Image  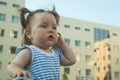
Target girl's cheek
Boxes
[55,34,59,41]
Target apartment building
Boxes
[58,17,120,80]
[0,0,120,80]
[0,0,25,80]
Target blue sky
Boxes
[26,0,120,27]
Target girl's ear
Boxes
[26,30,32,39]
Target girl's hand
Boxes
[13,70,33,80]
[55,33,76,66]
[55,32,65,48]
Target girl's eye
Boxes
[39,24,48,28]
[53,26,57,30]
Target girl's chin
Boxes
[46,42,55,47]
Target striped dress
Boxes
[16,45,62,80]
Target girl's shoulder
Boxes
[16,45,33,54]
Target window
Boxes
[103,56,106,60]
[94,28,110,42]
[97,77,100,80]
[75,27,80,30]
[64,67,70,74]
[108,47,111,51]
[8,62,11,64]
[113,45,119,52]
[0,61,2,69]
[85,28,90,32]
[76,54,81,61]
[86,55,91,62]
[112,33,117,36]
[0,45,3,53]
[77,68,81,75]
[12,4,20,8]
[12,16,19,23]
[64,38,70,45]
[103,66,106,71]
[85,41,91,48]
[0,13,5,21]
[64,25,70,28]
[97,67,100,72]
[0,28,4,36]
[75,40,80,46]
[10,30,18,38]
[0,1,7,5]
[86,69,91,76]
[108,55,111,60]
[114,58,119,64]
[9,46,17,54]
[94,49,96,52]
[114,71,120,78]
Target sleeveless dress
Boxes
[16,45,62,80]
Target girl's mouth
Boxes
[48,35,54,40]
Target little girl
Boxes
[7,8,76,80]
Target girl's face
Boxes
[28,12,58,48]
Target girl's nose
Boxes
[48,27,54,33]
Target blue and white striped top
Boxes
[16,45,63,80]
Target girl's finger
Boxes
[13,74,17,78]
[28,72,33,80]
[23,71,28,78]
[17,71,23,77]
[58,32,61,36]
[23,71,33,80]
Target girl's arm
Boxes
[60,43,76,66]
[56,33,76,66]
[7,49,33,79]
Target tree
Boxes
[62,73,68,80]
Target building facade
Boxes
[0,0,120,80]
[59,17,120,80]
[0,0,25,80]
